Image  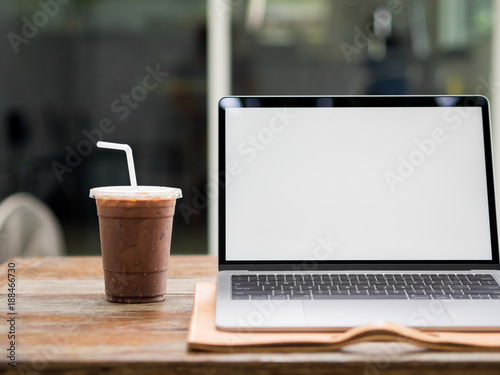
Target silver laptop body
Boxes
[215,95,500,331]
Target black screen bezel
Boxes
[218,96,499,271]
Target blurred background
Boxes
[0,0,497,259]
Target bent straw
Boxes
[96,141,138,188]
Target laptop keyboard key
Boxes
[311,290,331,295]
[450,285,469,290]
[394,285,413,290]
[481,280,498,285]
[260,281,277,286]
[339,285,357,290]
[367,290,387,295]
[470,294,492,299]
[296,281,314,286]
[233,290,270,295]
[413,285,428,290]
[316,281,334,286]
[301,285,319,290]
[319,285,337,290]
[350,290,368,295]
[357,285,370,290]
[273,290,291,295]
[233,285,263,290]
[330,290,349,295]
[468,285,500,290]
[375,285,394,290]
[233,282,259,287]
[475,274,496,281]
[431,285,448,290]
[232,290,255,296]
[449,294,468,299]
[463,289,500,294]
[292,290,311,296]
[351,280,369,285]
[262,285,281,290]
[387,290,406,295]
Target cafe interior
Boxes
[0,0,498,260]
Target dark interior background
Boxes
[0,0,494,256]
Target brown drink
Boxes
[90,186,182,303]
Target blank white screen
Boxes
[225,107,492,261]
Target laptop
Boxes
[215,95,500,331]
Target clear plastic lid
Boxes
[89,186,182,200]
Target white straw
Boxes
[96,141,138,188]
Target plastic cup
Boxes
[90,186,182,303]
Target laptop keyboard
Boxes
[231,273,500,300]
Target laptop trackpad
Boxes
[304,300,454,328]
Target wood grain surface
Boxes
[1,256,500,375]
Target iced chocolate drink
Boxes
[90,186,182,303]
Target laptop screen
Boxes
[219,96,498,268]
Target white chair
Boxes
[0,192,65,263]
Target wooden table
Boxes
[1,256,500,375]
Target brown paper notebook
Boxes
[188,282,500,352]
